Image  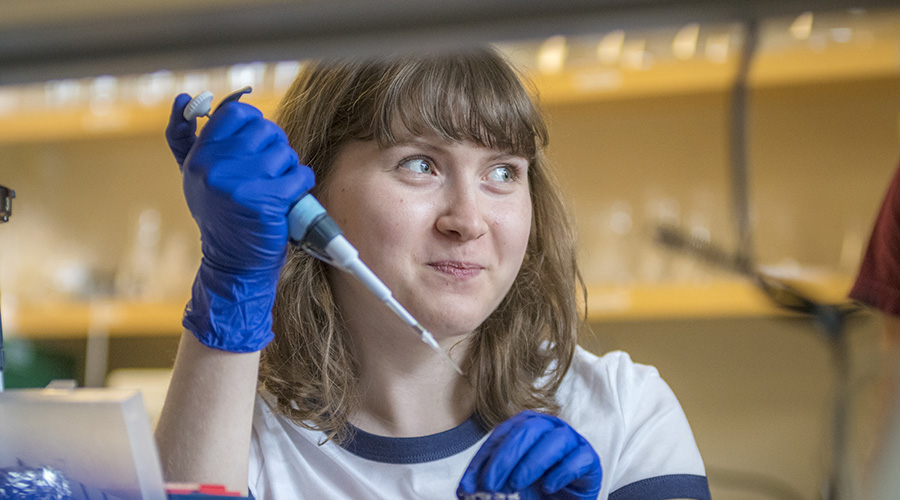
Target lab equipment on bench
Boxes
[0,184,12,223]
[183,89,463,376]
[0,184,13,393]
[655,224,859,500]
[0,387,167,500]
[0,383,250,499]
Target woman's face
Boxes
[320,132,533,339]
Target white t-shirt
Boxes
[249,347,710,500]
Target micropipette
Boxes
[184,89,464,376]
[287,196,464,375]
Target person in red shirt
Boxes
[850,161,900,495]
[850,162,900,332]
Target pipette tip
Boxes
[416,326,465,376]
[382,295,464,376]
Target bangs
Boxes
[359,51,547,159]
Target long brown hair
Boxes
[259,48,583,443]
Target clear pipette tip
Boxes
[383,297,464,376]
[414,324,465,376]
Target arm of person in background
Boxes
[850,161,900,350]
[154,94,314,494]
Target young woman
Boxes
[157,48,710,500]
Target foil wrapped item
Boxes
[0,461,73,500]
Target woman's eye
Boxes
[400,158,434,174]
[487,166,515,182]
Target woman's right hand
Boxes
[166,94,315,352]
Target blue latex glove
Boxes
[166,93,315,352]
[457,411,602,500]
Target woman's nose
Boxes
[435,185,488,241]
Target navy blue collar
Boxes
[340,415,488,464]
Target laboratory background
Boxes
[1,0,900,499]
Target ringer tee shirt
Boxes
[249,347,710,500]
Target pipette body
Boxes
[287,196,463,375]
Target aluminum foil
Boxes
[0,461,73,500]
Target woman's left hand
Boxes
[457,410,602,500]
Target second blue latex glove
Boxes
[457,411,602,500]
[167,94,314,352]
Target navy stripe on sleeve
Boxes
[610,474,711,500]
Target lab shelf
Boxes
[3,276,854,339]
[2,29,897,144]
[0,95,282,145]
[7,299,186,339]
[585,275,854,322]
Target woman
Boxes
[157,48,710,500]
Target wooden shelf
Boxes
[3,275,855,339]
[0,94,282,145]
[586,274,855,322]
[7,299,186,339]
[2,33,897,144]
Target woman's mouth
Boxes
[428,261,484,279]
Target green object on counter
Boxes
[3,339,75,388]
